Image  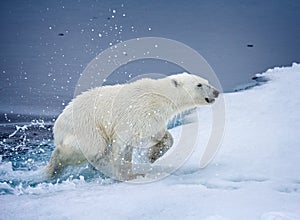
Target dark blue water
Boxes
[0,120,53,171]
[1,0,299,116]
[0,120,53,192]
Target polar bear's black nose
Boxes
[213,89,219,98]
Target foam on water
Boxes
[0,161,114,196]
[0,153,115,195]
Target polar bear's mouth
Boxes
[205,97,215,103]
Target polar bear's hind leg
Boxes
[46,147,66,178]
[46,144,86,179]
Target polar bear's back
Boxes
[53,77,173,150]
[52,85,122,148]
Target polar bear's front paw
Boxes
[148,131,173,163]
[120,173,146,182]
[133,173,145,179]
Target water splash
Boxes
[8,119,46,138]
[0,119,54,171]
[0,119,117,195]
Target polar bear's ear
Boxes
[172,79,180,87]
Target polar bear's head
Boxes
[168,72,219,106]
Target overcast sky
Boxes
[0,0,299,116]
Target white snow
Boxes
[1,64,300,219]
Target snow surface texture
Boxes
[1,64,300,219]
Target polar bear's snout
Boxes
[213,89,219,98]
[203,85,219,104]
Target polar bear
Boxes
[46,73,219,180]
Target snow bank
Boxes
[1,64,300,220]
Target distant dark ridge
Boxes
[0,113,58,124]
[233,74,270,92]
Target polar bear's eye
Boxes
[197,83,202,87]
